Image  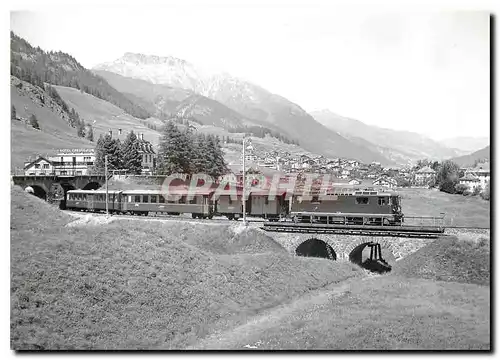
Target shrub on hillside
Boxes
[454,183,469,195]
[472,185,483,196]
[29,114,40,130]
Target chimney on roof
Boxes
[118,128,122,135]
[108,129,112,137]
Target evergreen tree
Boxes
[204,135,227,178]
[11,105,16,120]
[85,124,94,142]
[191,133,208,174]
[77,120,86,137]
[29,114,40,129]
[157,121,192,175]
[436,160,460,194]
[121,131,142,174]
[213,135,228,177]
[94,134,122,172]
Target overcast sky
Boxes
[10,6,490,140]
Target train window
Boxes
[265,197,269,205]
[378,197,388,206]
[143,195,149,203]
[159,195,165,203]
[229,197,233,205]
[190,197,197,204]
[356,197,369,205]
[311,196,320,204]
[135,195,141,203]
[151,195,157,203]
[178,196,186,204]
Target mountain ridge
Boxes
[310,109,463,164]
[449,146,490,167]
[93,53,393,164]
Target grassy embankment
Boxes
[11,186,362,350]
[11,186,490,350]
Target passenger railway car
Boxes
[66,190,123,213]
[290,189,403,225]
[121,189,214,218]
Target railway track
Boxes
[445,226,490,230]
[63,210,488,238]
[261,222,447,239]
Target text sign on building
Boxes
[56,149,95,155]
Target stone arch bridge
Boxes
[11,175,107,199]
[262,231,435,263]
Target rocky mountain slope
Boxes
[94,53,393,164]
[93,70,295,142]
[311,109,463,163]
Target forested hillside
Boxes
[10,32,150,119]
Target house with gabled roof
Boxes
[459,172,481,192]
[348,178,362,185]
[23,156,55,176]
[469,162,490,190]
[414,165,436,186]
[372,176,397,189]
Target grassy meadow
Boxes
[399,188,490,228]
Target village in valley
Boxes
[20,129,491,198]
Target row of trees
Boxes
[227,124,299,145]
[94,131,143,174]
[157,121,228,178]
[419,159,489,201]
[93,121,228,178]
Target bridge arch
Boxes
[25,184,47,200]
[57,183,76,209]
[295,238,337,260]
[82,182,102,190]
[345,237,396,267]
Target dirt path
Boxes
[190,275,377,350]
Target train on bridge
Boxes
[63,186,415,226]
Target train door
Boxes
[88,194,95,211]
[252,196,262,215]
[245,196,252,215]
